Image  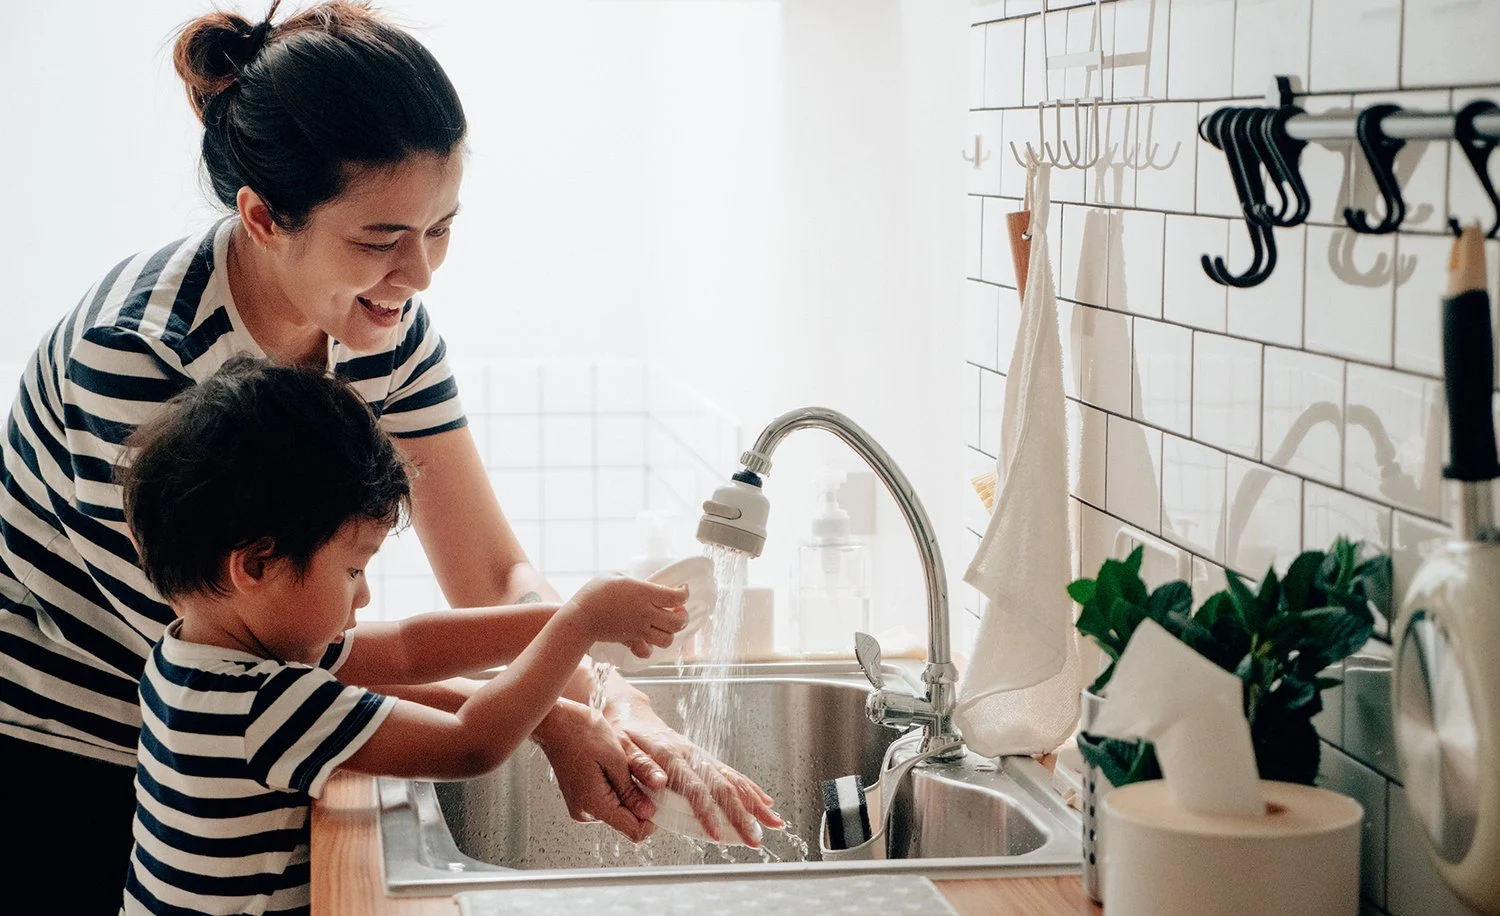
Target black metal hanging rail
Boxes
[1199,76,1500,288]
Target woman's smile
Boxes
[357,295,404,327]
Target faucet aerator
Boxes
[696,473,770,558]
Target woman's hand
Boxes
[606,696,783,847]
[531,699,666,843]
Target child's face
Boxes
[255,518,388,665]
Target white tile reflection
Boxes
[1163,215,1228,332]
[1161,434,1227,562]
[1166,0,1235,100]
[1108,209,1166,317]
[984,19,1026,108]
[1133,318,1193,435]
[1105,414,1163,534]
[1225,456,1303,576]
[1193,332,1262,459]
[1345,364,1446,519]
[1303,226,1396,366]
[1304,482,1392,552]
[1130,102,1197,213]
[1070,400,1108,505]
[1108,0,1168,101]
[1309,0,1400,92]
[1232,0,1311,97]
[1078,307,1133,414]
[1262,347,1345,487]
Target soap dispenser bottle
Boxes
[791,472,871,655]
[627,510,677,580]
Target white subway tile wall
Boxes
[367,359,738,619]
[966,3,1500,912]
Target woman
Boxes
[0,3,776,908]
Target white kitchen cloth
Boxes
[955,156,1082,757]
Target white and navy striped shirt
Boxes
[0,217,465,765]
[122,619,395,915]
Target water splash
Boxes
[571,544,811,866]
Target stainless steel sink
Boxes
[376,662,1082,894]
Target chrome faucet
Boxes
[695,407,964,760]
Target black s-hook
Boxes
[1255,105,1311,228]
[1447,99,1500,238]
[1200,107,1280,288]
[1344,104,1407,234]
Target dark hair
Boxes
[121,356,412,601]
[172,1,467,230]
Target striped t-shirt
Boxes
[0,217,466,765]
[122,619,395,914]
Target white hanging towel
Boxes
[955,159,1082,757]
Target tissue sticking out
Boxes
[1090,619,1266,817]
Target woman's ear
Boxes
[236,186,282,251]
[226,538,281,593]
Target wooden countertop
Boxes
[312,772,1102,916]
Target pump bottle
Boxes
[791,472,871,655]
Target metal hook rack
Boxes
[1008,0,1106,170]
[1199,76,1500,288]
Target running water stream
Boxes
[579,544,812,865]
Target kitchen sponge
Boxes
[820,775,872,851]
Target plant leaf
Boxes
[1295,607,1374,674]
[1075,597,1118,654]
[1123,544,1145,576]
[1250,706,1322,785]
[1226,570,1265,633]
[1068,578,1097,605]
[1194,592,1252,670]
[1257,568,1282,617]
[1088,665,1115,695]
[1352,554,1394,619]
[1107,597,1148,646]
[1077,732,1162,788]
[1146,581,1193,624]
[1281,551,1325,612]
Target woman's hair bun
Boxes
[172,2,281,120]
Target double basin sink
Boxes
[376,661,1082,893]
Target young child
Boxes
[116,357,688,914]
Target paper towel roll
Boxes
[1102,780,1363,916]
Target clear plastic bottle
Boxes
[791,472,871,655]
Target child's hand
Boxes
[565,575,689,659]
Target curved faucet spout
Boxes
[726,406,963,759]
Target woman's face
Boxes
[267,152,463,355]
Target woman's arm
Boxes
[393,426,609,727]
[397,427,558,606]
[336,603,559,686]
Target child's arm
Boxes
[341,577,687,780]
[334,602,559,687]
[366,677,482,713]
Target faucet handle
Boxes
[854,632,884,689]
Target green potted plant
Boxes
[1069,537,1390,903]
[1072,536,1391,788]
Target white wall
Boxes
[965,2,1500,913]
[0,0,656,366]
[639,0,969,644]
[2,0,971,645]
